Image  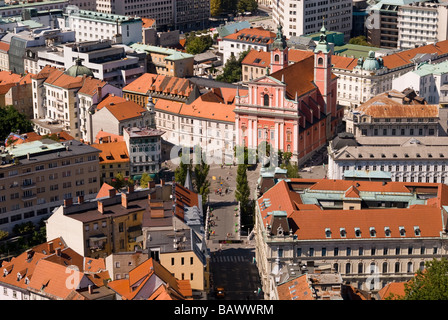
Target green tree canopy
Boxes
[175,159,191,186]
[185,34,213,55]
[216,50,249,83]
[140,172,152,188]
[398,258,448,300]
[211,0,223,16]
[193,156,211,209]
[237,0,258,12]
[348,35,372,47]
[0,105,33,141]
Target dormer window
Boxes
[414,226,421,236]
[340,228,346,238]
[399,226,406,237]
[369,227,376,237]
[325,228,331,238]
[384,226,391,237]
[354,228,361,238]
[277,225,284,236]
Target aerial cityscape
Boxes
[0,0,447,304]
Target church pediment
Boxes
[251,75,285,86]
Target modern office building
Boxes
[0,138,100,233]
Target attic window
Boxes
[354,228,361,238]
[399,226,406,237]
[369,227,376,237]
[404,153,409,158]
[440,154,445,158]
[384,226,391,237]
[414,226,421,236]
[325,228,331,238]
[369,154,374,158]
[381,154,386,158]
[358,154,363,158]
[428,153,433,158]
[393,154,397,158]
[416,153,421,158]
[340,228,346,238]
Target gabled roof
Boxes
[223,27,276,45]
[377,282,406,300]
[107,258,191,300]
[103,100,147,121]
[97,94,127,110]
[95,183,116,199]
[93,141,129,164]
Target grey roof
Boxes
[333,144,448,160]
[355,136,448,147]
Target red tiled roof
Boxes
[378,282,406,300]
[123,73,194,98]
[97,94,127,110]
[0,42,10,52]
[356,104,439,118]
[96,183,116,199]
[223,27,276,45]
[277,275,314,300]
[103,100,147,121]
[93,141,129,164]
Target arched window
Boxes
[345,263,351,274]
[395,262,400,273]
[407,262,413,273]
[358,262,363,274]
[263,93,269,106]
[274,54,280,62]
[419,261,425,271]
[382,262,388,273]
[318,57,324,66]
[333,263,339,272]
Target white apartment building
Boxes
[96,0,210,31]
[218,27,276,66]
[124,127,165,177]
[327,135,448,183]
[272,0,352,40]
[37,40,145,88]
[0,0,68,18]
[333,40,448,109]
[32,65,122,141]
[59,6,143,45]
[155,88,243,163]
[397,1,448,50]
[392,59,448,104]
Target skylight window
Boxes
[354,228,361,238]
[340,228,346,238]
[369,227,376,237]
[399,226,406,237]
[325,228,331,238]
[384,226,391,237]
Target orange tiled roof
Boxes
[96,183,116,199]
[259,179,448,240]
[382,40,448,70]
[378,282,406,300]
[0,42,10,52]
[123,73,194,98]
[277,275,315,300]
[142,18,156,28]
[0,70,22,84]
[355,104,439,118]
[223,27,276,45]
[241,48,314,67]
[331,55,358,70]
[93,141,129,164]
[94,130,124,144]
[97,94,127,110]
[107,258,191,300]
[103,100,147,121]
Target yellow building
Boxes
[91,141,130,184]
[46,186,170,258]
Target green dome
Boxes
[362,51,380,71]
[64,58,94,77]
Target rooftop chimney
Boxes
[98,201,105,214]
[88,284,93,295]
[160,178,165,186]
[122,193,128,209]
[64,198,73,207]
[78,195,84,204]
[108,188,116,198]
[127,185,134,194]
[48,241,54,254]
[55,247,61,257]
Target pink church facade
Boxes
[234,25,341,164]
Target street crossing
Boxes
[210,254,251,263]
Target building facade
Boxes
[327,135,448,183]
[272,0,352,40]
[234,24,340,164]
[60,7,143,45]
[254,178,448,299]
[0,139,100,233]
[397,1,448,50]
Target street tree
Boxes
[0,105,33,141]
[211,0,222,16]
[397,258,448,300]
[175,159,191,186]
[193,157,211,210]
[216,50,250,83]
[140,172,152,188]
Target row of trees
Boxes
[211,0,258,16]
